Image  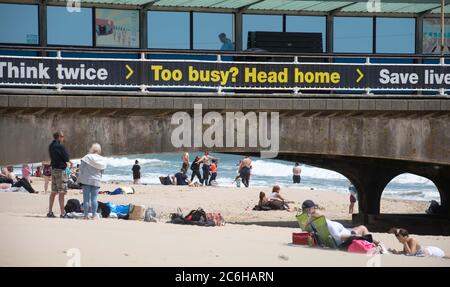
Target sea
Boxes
[54,152,440,202]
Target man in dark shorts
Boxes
[132,160,141,184]
[47,131,70,218]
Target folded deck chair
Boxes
[296,212,310,230]
[296,213,338,249]
[304,216,338,249]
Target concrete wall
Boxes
[1,108,449,166]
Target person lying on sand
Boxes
[301,199,373,246]
[268,185,294,211]
[388,228,449,259]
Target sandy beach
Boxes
[0,177,449,267]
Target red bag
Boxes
[292,232,311,245]
[347,240,376,254]
[206,213,225,226]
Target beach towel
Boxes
[122,186,135,194]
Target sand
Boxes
[0,177,449,267]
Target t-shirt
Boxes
[174,172,188,186]
[210,163,217,173]
[326,219,351,246]
[49,140,70,170]
[132,164,141,179]
[220,38,234,51]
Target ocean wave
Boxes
[389,173,434,185]
[104,157,166,167]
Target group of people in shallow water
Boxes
[156,152,254,187]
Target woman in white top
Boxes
[78,143,107,219]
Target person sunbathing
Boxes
[258,192,269,207]
[301,199,371,246]
[388,228,449,258]
[268,185,293,211]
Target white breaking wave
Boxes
[251,160,347,180]
[103,157,166,167]
[389,173,434,185]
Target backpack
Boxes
[65,199,82,213]
[144,208,157,222]
[184,208,207,222]
[43,165,51,177]
[97,201,111,218]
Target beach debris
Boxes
[278,254,289,261]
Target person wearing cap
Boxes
[301,199,370,246]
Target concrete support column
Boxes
[431,170,450,217]
[348,167,399,215]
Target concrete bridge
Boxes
[1,90,450,229]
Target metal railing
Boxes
[0,45,449,96]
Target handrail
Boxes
[0,45,448,60]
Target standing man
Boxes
[239,155,252,188]
[195,151,218,186]
[292,162,301,184]
[132,160,141,184]
[47,131,70,218]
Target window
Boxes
[47,6,93,46]
[243,14,282,50]
[194,12,234,50]
[0,3,38,44]
[286,16,326,52]
[96,9,139,48]
[148,11,190,49]
[377,18,415,54]
[423,18,450,55]
[334,17,373,53]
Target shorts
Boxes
[293,175,301,184]
[350,194,356,203]
[51,169,68,193]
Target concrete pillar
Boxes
[431,170,450,218]
[348,167,399,215]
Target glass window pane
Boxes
[243,14,282,50]
[334,17,373,53]
[377,18,415,54]
[148,11,190,49]
[423,18,450,55]
[286,16,326,52]
[96,9,139,48]
[0,4,38,44]
[194,12,234,51]
[47,6,92,46]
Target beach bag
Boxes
[347,240,376,254]
[144,208,157,222]
[129,204,146,221]
[65,199,82,213]
[293,232,310,245]
[206,212,225,226]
